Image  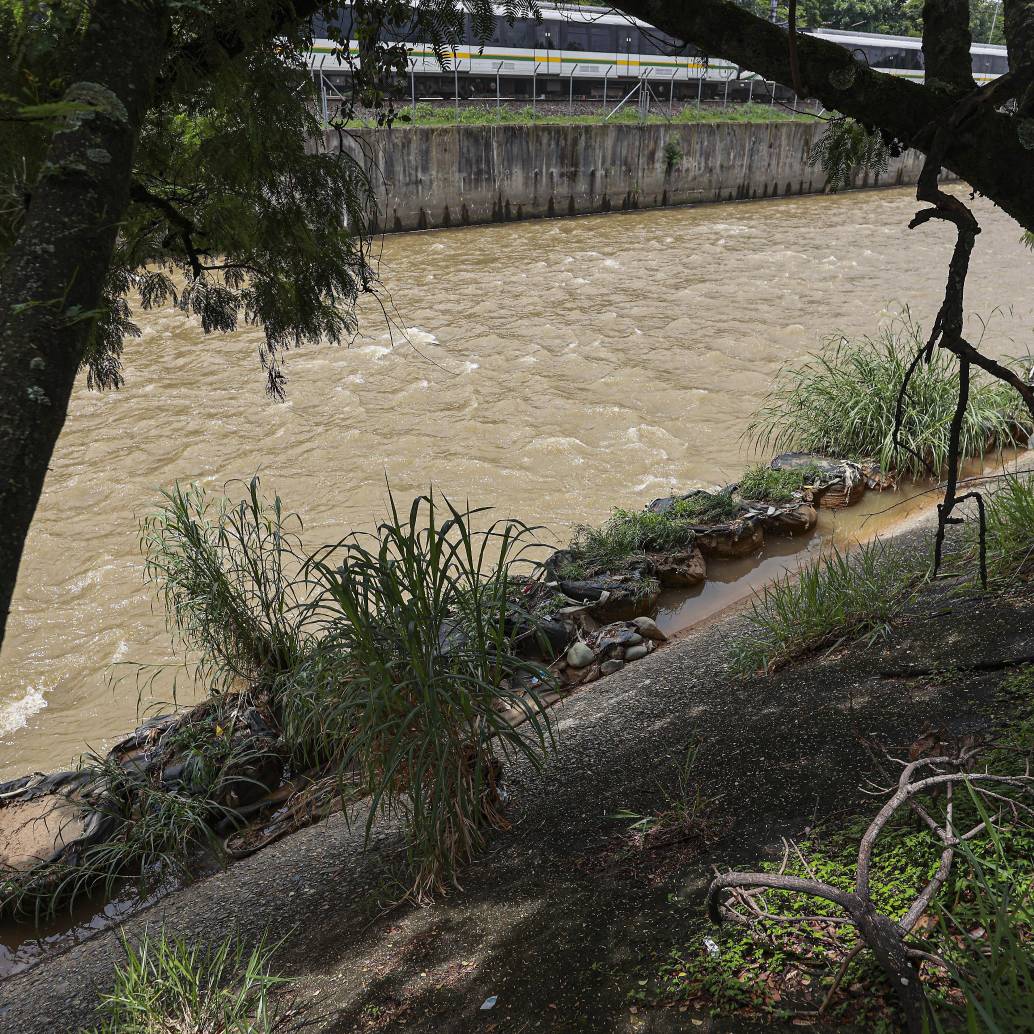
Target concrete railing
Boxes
[327,121,936,234]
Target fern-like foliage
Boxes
[809,116,891,192]
[1,1,543,398]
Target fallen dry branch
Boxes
[705,745,1034,1034]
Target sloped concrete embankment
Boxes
[3,514,1030,1033]
[331,121,938,233]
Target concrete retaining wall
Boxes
[328,121,934,234]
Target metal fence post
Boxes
[770,80,776,105]
[696,74,703,107]
[747,78,754,105]
[453,53,459,119]
[723,77,729,107]
[410,61,416,113]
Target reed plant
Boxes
[972,473,1034,584]
[929,817,1034,1034]
[140,477,309,696]
[747,321,1031,481]
[730,540,922,675]
[279,492,555,898]
[91,932,295,1034]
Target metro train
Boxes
[308,3,1009,102]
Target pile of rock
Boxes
[556,616,668,688]
[530,452,893,656]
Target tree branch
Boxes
[706,748,1034,1034]
[1004,0,1034,114]
[129,182,203,279]
[611,0,1034,231]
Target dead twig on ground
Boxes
[706,744,1034,1034]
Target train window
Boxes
[866,45,923,70]
[973,52,1009,74]
[382,16,418,43]
[589,25,615,52]
[536,19,564,49]
[313,9,355,40]
[637,29,662,55]
[492,14,532,48]
[562,24,590,52]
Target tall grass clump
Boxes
[972,473,1034,584]
[731,540,923,675]
[280,492,555,899]
[747,320,1031,481]
[91,932,295,1033]
[141,477,309,694]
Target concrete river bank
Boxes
[336,119,938,233]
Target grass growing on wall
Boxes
[343,100,807,129]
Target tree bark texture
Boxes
[0,0,170,647]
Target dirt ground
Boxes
[3,517,1033,1033]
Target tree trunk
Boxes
[922,0,975,93]
[0,1,169,649]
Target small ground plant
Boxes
[747,320,1031,481]
[658,739,1034,1031]
[731,540,922,675]
[90,932,295,1033]
[736,464,822,503]
[660,811,1034,1029]
[613,743,722,852]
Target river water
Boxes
[2,186,1032,780]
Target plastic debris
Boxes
[703,936,720,957]
[480,996,497,1011]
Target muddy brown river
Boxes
[2,186,1032,780]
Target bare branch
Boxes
[706,746,1034,1033]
